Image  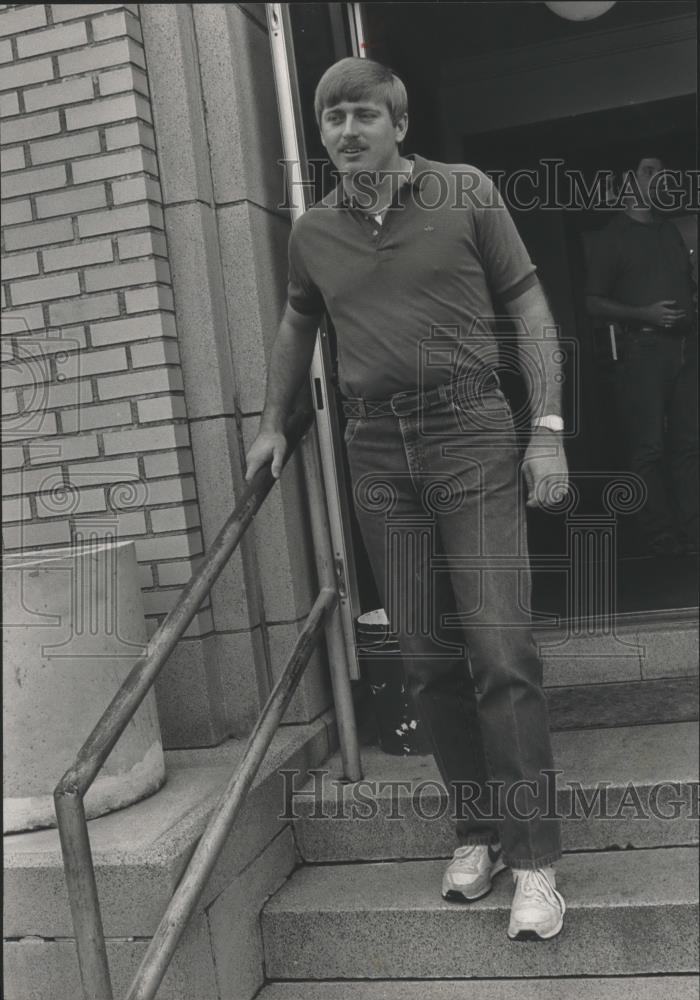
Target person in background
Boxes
[585,153,698,556]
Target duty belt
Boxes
[339,372,500,418]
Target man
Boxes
[245,57,568,941]
[585,153,698,556]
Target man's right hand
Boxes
[642,300,687,328]
[244,430,288,482]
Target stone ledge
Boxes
[4,712,333,938]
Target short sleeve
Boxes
[470,169,538,302]
[584,227,620,298]
[287,222,324,317]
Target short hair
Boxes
[314,57,408,127]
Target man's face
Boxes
[634,157,665,205]
[319,98,408,177]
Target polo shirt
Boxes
[585,212,695,324]
[288,153,539,398]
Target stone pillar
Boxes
[3,539,165,833]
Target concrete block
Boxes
[4,912,219,1000]
[207,826,297,1000]
[262,847,699,979]
[139,4,213,204]
[187,416,259,632]
[217,203,290,414]
[193,3,283,207]
[536,625,643,687]
[267,619,332,725]
[154,634,233,747]
[256,980,700,1000]
[161,201,233,418]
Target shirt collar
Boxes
[328,153,427,209]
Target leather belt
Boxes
[339,371,500,419]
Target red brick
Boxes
[0,109,59,143]
[58,345,127,378]
[77,201,163,237]
[2,464,63,495]
[1,445,25,469]
[130,338,180,368]
[1,163,66,199]
[0,90,18,116]
[0,4,47,36]
[2,520,71,551]
[0,38,11,63]
[3,216,72,251]
[51,4,125,23]
[104,119,154,151]
[11,271,80,305]
[17,21,88,58]
[58,36,145,76]
[98,64,148,97]
[24,75,94,112]
[90,312,176,346]
[137,395,187,423]
[98,367,184,403]
[41,379,93,409]
[65,92,151,131]
[29,433,99,464]
[69,455,139,481]
[36,485,107,517]
[0,56,53,92]
[92,8,142,43]
[3,199,32,225]
[135,531,203,562]
[49,292,120,325]
[143,476,196,508]
[43,237,114,272]
[0,145,25,171]
[31,129,101,165]
[0,305,45,333]
[125,285,173,314]
[72,146,153,184]
[84,257,168,292]
[102,422,189,456]
[35,183,106,219]
[117,231,167,260]
[111,174,161,206]
[2,496,32,522]
[61,400,132,433]
[1,251,39,280]
[5,410,58,435]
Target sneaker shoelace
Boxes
[515,869,564,911]
[451,844,490,872]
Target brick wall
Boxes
[1,4,211,640]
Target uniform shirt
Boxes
[287,153,538,398]
[585,212,695,326]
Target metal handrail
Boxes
[53,407,349,1000]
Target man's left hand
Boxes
[522,433,569,510]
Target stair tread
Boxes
[262,848,698,980]
[297,721,699,796]
[265,846,698,914]
[257,977,699,1000]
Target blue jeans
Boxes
[613,330,698,547]
[342,376,561,869]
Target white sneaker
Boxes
[507,866,566,941]
[442,841,507,903]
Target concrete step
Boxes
[292,722,699,862]
[261,846,698,980]
[545,675,699,730]
[257,977,700,1000]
